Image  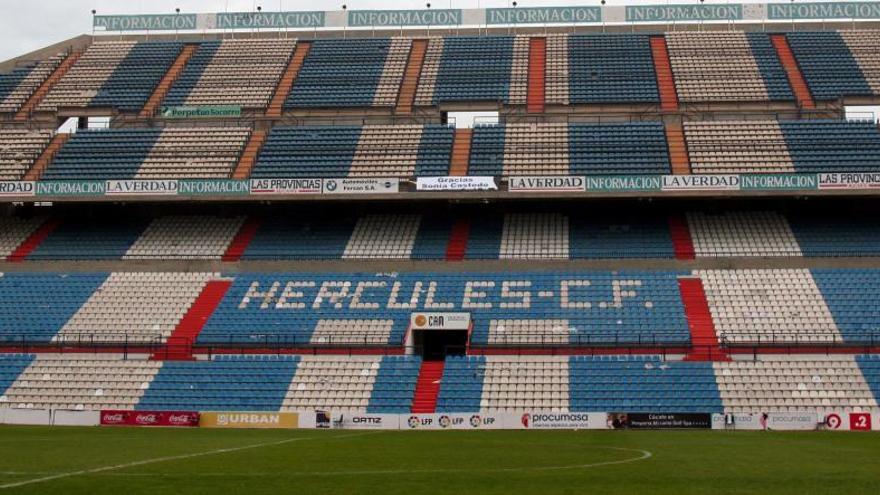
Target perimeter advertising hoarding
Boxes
[100,410,199,427]
[409,312,471,331]
[199,412,299,429]
[615,413,712,429]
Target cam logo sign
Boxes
[200,412,298,429]
[410,312,471,330]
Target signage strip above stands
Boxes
[93,2,880,32]
[4,173,880,200]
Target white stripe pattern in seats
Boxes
[373,37,412,106]
[500,213,569,259]
[687,211,802,258]
[489,319,570,345]
[698,269,840,345]
[545,34,569,105]
[713,357,878,414]
[0,355,162,411]
[134,127,251,179]
[684,120,795,174]
[502,123,569,176]
[348,125,424,178]
[343,214,421,259]
[54,272,218,344]
[281,356,383,414]
[123,215,246,260]
[0,216,46,257]
[481,356,570,413]
[508,35,531,105]
[414,37,443,106]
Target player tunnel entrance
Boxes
[409,312,471,361]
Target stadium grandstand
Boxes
[3,2,880,485]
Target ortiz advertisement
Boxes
[100,410,199,427]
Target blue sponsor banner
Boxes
[94,14,198,31]
[768,2,880,19]
[626,4,743,22]
[348,9,462,26]
[217,11,325,29]
[486,7,601,24]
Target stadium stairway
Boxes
[526,37,546,114]
[6,218,61,262]
[232,130,268,179]
[649,36,678,112]
[152,280,232,361]
[222,217,261,261]
[22,132,70,181]
[140,44,198,117]
[449,128,473,176]
[668,216,696,260]
[267,41,311,118]
[445,219,471,261]
[396,39,428,115]
[665,122,690,175]
[679,278,728,362]
[770,34,816,110]
[14,50,82,121]
[411,360,445,413]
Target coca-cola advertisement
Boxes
[100,410,199,427]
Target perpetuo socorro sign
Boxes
[416,176,497,191]
[200,412,298,429]
[410,312,471,330]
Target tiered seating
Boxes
[123,216,245,260]
[568,122,670,175]
[779,120,880,172]
[468,122,670,176]
[163,39,296,109]
[566,34,659,104]
[415,36,514,105]
[570,356,722,413]
[43,128,250,180]
[666,32,793,103]
[481,357,569,412]
[0,130,53,180]
[435,355,486,412]
[286,38,404,108]
[544,34,569,105]
[787,31,880,100]
[569,214,675,259]
[282,356,382,413]
[347,125,452,177]
[790,216,880,257]
[242,216,356,260]
[812,270,880,344]
[857,356,880,408]
[0,216,45,258]
[0,354,34,398]
[253,124,452,178]
[0,273,107,343]
[699,269,840,344]
[715,357,877,413]
[27,218,148,260]
[0,54,64,114]
[38,41,182,111]
[684,120,880,173]
[507,35,530,105]
[499,213,569,259]
[0,355,161,410]
[342,214,421,259]
[367,356,422,413]
[685,121,794,174]
[137,355,298,412]
[52,273,215,344]
[688,211,802,257]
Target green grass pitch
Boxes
[0,426,878,494]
